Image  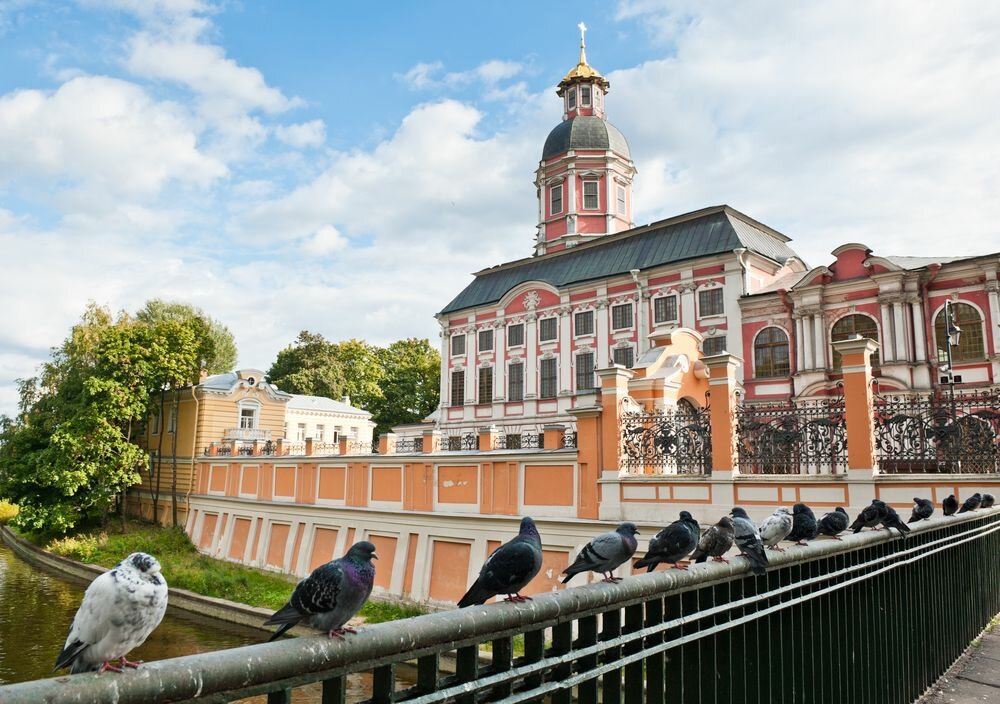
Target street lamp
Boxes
[942,299,962,420]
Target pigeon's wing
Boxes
[759,516,781,542]
[692,525,721,561]
[478,540,541,594]
[266,561,345,625]
[55,571,119,670]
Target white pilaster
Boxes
[880,302,895,362]
[911,301,927,362]
[559,306,572,393]
[802,315,815,370]
[679,281,695,328]
[494,321,506,400]
[525,316,538,399]
[635,292,649,357]
[987,281,1000,357]
[596,302,610,367]
[465,327,475,404]
[812,313,825,369]
[794,316,805,371]
[892,302,907,362]
[438,325,448,407]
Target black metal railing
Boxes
[346,439,377,454]
[495,432,542,450]
[394,437,424,453]
[4,511,998,704]
[874,389,1000,474]
[562,431,577,449]
[736,396,847,474]
[620,405,711,474]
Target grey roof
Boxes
[440,206,799,315]
[542,116,631,160]
[752,270,808,295]
[200,372,238,390]
[884,255,966,269]
[286,394,371,418]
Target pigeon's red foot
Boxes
[671,563,689,570]
[327,626,358,639]
[711,556,730,563]
[119,656,142,669]
[795,541,809,546]
[504,593,532,603]
[602,574,622,583]
[832,535,844,541]
[98,662,123,674]
[767,545,786,552]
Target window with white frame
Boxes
[574,310,594,336]
[703,337,726,356]
[350,426,358,438]
[616,185,626,214]
[478,329,494,352]
[613,346,635,369]
[296,423,306,442]
[508,362,524,401]
[508,323,525,347]
[450,369,465,407]
[698,288,725,317]
[611,303,633,330]
[316,424,325,442]
[654,295,679,324]
[451,334,466,356]
[580,85,591,106]
[576,352,595,391]
[167,404,177,433]
[239,403,258,430]
[582,180,599,210]
[540,358,558,399]
[539,317,558,342]
[550,184,563,215]
[478,367,493,404]
[567,88,576,110]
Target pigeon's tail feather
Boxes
[267,621,297,642]
[264,602,305,626]
[457,580,495,608]
[54,640,89,672]
[691,550,708,564]
[632,555,659,572]
[907,514,919,524]
[743,549,768,576]
[560,566,587,584]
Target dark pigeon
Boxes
[786,503,819,545]
[908,497,934,523]
[634,511,700,572]
[458,517,543,606]
[691,517,735,563]
[851,501,888,533]
[818,507,850,540]
[943,494,959,516]
[264,541,377,641]
[730,507,768,576]
[877,501,911,538]
[983,494,996,509]
[562,522,639,584]
[958,493,982,513]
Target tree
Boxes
[369,338,441,433]
[136,299,237,374]
[268,331,347,399]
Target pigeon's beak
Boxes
[373,553,379,560]
[635,530,640,535]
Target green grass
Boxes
[0,500,18,524]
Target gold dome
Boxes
[557,25,610,95]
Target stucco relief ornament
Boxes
[523,291,540,310]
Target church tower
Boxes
[534,24,636,256]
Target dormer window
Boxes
[583,180,599,210]
[550,184,563,215]
[567,88,576,111]
[580,85,591,106]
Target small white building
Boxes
[283,394,375,447]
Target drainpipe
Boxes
[778,288,797,376]
[921,263,942,390]
[185,384,201,521]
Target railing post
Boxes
[422,429,441,454]
[208,443,218,457]
[275,438,286,456]
[832,336,879,506]
[595,365,635,474]
[379,433,397,455]
[702,353,741,475]
[338,437,350,455]
[252,440,261,456]
[305,437,314,456]
[478,425,497,452]
[543,424,565,450]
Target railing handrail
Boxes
[3,509,997,703]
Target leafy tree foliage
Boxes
[369,338,441,431]
[136,299,237,374]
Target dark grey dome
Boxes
[542,116,631,161]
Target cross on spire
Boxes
[577,21,588,64]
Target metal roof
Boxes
[542,116,631,160]
[440,206,800,315]
[287,394,371,418]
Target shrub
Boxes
[0,500,18,524]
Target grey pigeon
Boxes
[562,522,639,584]
[942,494,959,516]
[818,507,850,540]
[691,517,735,563]
[264,541,377,640]
[908,497,934,523]
[983,494,996,508]
[730,507,768,576]
[877,501,911,538]
[459,517,543,606]
[958,493,982,513]
[786,503,818,545]
[54,552,168,674]
[759,507,794,551]
[633,511,700,571]
[851,501,888,532]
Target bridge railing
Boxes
[3,509,999,704]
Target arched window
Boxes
[754,327,790,378]
[934,302,985,362]
[831,315,880,370]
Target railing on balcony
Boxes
[394,437,424,453]
[283,440,306,456]
[347,438,378,454]
[224,427,272,442]
[4,511,998,704]
[874,388,1000,474]
[496,432,542,450]
[445,433,480,451]
[735,396,847,474]
[620,404,711,475]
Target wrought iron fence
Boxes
[735,396,847,474]
[394,437,424,453]
[562,431,577,449]
[620,405,711,474]
[283,441,306,456]
[4,511,999,704]
[495,432,542,450]
[874,388,1000,474]
[236,442,254,456]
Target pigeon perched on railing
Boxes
[942,494,959,516]
[691,517,735,563]
[876,501,910,538]
[982,494,996,509]
[264,541,377,641]
[459,517,542,606]
[958,493,982,513]
[634,511,700,572]
[851,501,888,533]
[786,503,819,545]
[730,507,768,576]
[54,552,168,674]
[817,507,850,540]
[760,507,794,551]
[562,522,639,584]
[908,497,934,523]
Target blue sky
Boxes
[1,0,1000,417]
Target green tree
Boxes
[267,331,347,399]
[369,338,441,433]
[136,299,237,374]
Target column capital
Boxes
[702,352,743,376]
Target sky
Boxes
[1,0,1000,417]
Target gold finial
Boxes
[578,21,588,65]
[557,21,609,94]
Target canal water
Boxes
[0,541,382,701]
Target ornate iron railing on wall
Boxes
[735,397,847,474]
[394,437,424,453]
[874,388,1000,474]
[495,432,542,450]
[620,405,711,474]
[562,431,577,449]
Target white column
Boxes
[636,292,649,357]
[494,322,505,401]
[559,307,572,393]
[813,313,826,370]
[438,326,448,408]
[465,327,475,404]
[880,302,895,362]
[794,316,805,372]
[596,302,610,367]
[892,301,907,362]
[911,301,927,362]
[566,171,576,215]
[802,314,814,370]
[987,282,1000,357]
[679,283,696,328]
[525,316,538,398]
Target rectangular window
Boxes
[316,424,325,442]
[703,337,726,356]
[583,180,599,210]
[539,317,558,342]
[350,426,358,438]
[508,363,524,401]
[507,323,524,347]
[613,346,635,369]
[151,410,160,435]
[296,423,306,442]
[654,295,679,324]
[617,185,626,214]
[550,184,563,215]
[576,352,595,391]
[167,405,177,433]
[698,288,725,317]
[567,88,576,110]
[580,85,591,106]
[451,334,466,356]
[478,367,493,403]
[478,329,494,352]
[450,369,465,407]
[611,303,633,330]
[239,407,256,429]
[574,310,594,336]
[540,358,558,399]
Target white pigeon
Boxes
[759,507,794,552]
[54,552,168,674]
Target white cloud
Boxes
[301,225,347,255]
[399,61,444,89]
[398,59,524,91]
[275,119,326,149]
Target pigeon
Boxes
[633,511,700,572]
[959,493,983,513]
[54,552,168,674]
[759,507,794,551]
[908,497,934,523]
[264,541,377,641]
[562,523,639,584]
[817,507,850,540]
[851,501,888,533]
[983,494,996,509]
[785,503,819,545]
[691,517,735,563]
[458,517,543,606]
[730,507,768,576]
[942,494,959,516]
[877,501,911,538]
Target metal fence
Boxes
[394,437,425,454]
[735,397,847,474]
[620,405,711,474]
[874,389,1000,474]
[4,510,998,704]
